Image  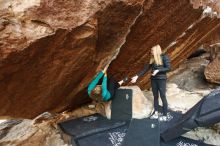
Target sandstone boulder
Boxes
[205,54,220,84]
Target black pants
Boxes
[107,77,120,99]
[94,76,120,101]
[151,79,168,115]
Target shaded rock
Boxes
[187,48,207,59]
[213,123,220,133]
[205,56,220,84]
[168,56,214,93]
[0,120,22,131]
[203,42,220,61]
[0,120,22,140]
[191,0,220,18]
[205,48,220,84]
[209,43,220,60]
[183,127,220,145]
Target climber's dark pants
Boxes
[151,79,168,115]
[95,76,120,101]
[108,77,120,98]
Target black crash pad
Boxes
[58,113,126,139]
[159,108,183,133]
[161,136,215,146]
[161,87,220,141]
[122,118,160,146]
[111,89,132,121]
[74,123,129,146]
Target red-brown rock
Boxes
[205,51,220,84]
[0,0,220,118]
[108,0,220,88]
[0,0,144,118]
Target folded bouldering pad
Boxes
[74,123,129,146]
[111,89,132,121]
[58,113,126,139]
[161,87,220,141]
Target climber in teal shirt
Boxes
[88,67,128,101]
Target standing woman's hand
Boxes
[131,75,138,83]
[152,70,159,76]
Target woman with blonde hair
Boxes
[131,44,171,121]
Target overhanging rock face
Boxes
[0,0,219,118]
[108,0,220,88]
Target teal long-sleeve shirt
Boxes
[87,71,111,101]
[102,76,111,101]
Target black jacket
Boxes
[137,54,171,79]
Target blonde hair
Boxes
[150,45,163,65]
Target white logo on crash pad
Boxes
[108,131,126,146]
[176,141,198,146]
[126,94,129,100]
[82,116,98,122]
